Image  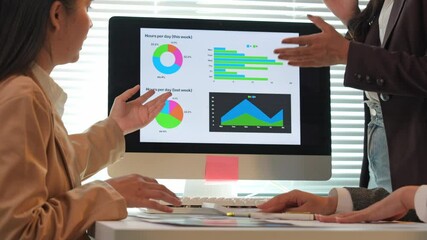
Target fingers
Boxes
[316,212,357,223]
[274,35,321,66]
[316,214,338,222]
[132,189,181,213]
[132,90,171,109]
[116,85,143,103]
[329,212,372,223]
[288,59,321,68]
[335,212,371,223]
[259,190,334,215]
[273,14,348,67]
[142,181,180,203]
[133,88,157,105]
[333,210,404,223]
[143,92,172,115]
[274,47,321,67]
[136,186,181,206]
[133,183,181,213]
[316,210,386,223]
[159,91,173,99]
[144,201,175,213]
[307,14,331,32]
[257,196,281,212]
[118,86,167,106]
[257,192,300,213]
[286,205,314,214]
[278,14,331,47]
[281,35,315,46]
[113,88,171,134]
[150,91,172,105]
[140,175,158,183]
[107,174,181,212]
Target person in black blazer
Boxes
[258,0,427,221]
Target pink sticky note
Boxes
[205,155,239,181]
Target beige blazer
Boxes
[0,74,127,239]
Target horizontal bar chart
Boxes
[213,47,283,81]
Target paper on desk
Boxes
[132,212,293,227]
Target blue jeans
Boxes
[365,100,392,192]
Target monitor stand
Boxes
[183,179,238,197]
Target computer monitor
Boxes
[107,17,331,192]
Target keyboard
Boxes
[179,196,270,208]
[141,197,315,221]
[145,197,270,215]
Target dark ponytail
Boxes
[347,0,385,42]
[0,0,74,81]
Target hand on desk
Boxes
[316,186,419,223]
[257,189,337,216]
[106,174,181,213]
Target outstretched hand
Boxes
[106,174,181,213]
[109,85,172,135]
[257,190,337,215]
[274,15,350,67]
[317,186,419,223]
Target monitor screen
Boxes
[108,17,331,182]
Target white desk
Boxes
[94,216,427,240]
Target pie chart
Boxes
[156,100,183,128]
[152,44,183,74]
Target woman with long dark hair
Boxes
[0,0,180,239]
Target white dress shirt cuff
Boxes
[414,185,427,223]
[329,188,354,213]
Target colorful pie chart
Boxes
[152,44,183,74]
[156,100,184,129]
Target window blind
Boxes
[57,0,369,195]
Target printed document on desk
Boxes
[132,212,293,227]
[131,212,426,230]
[136,202,315,226]
[144,202,314,220]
